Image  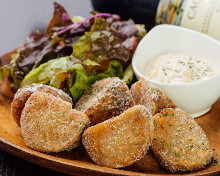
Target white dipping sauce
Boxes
[145,53,216,83]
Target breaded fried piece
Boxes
[151,108,212,172]
[20,92,89,153]
[82,105,151,168]
[75,77,135,126]
[11,84,72,126]
[130,77,176,116]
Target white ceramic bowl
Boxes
[132,24,220,118]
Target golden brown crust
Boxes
[82,105,151,168]
[11,84,72,126]
[151,108,213,172]
[20,92,89,153]
[130,77,176,116]
[75,77,135,126]
[11,89,32,127]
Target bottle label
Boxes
[180,0,220,40]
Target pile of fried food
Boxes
[11,77,213,173]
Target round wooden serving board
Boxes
[0,50,220,176]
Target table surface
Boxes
[0,149,67,176]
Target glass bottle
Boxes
[156,0,220,40]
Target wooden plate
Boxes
[0,50,220,176]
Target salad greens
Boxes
[69,60,123,102]
[21,57,123,102]
[0,2,146,102]
[21,56,77,87]
[122,64,134,84]
[0,49,23,89]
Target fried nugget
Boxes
[151,108,212,172]
[82,105,151,168]
[130,77,176,116]
[75,77,135,126]
[20,92,89,152]
[11,84,72,126]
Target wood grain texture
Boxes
[0,50,220,176]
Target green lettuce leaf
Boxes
[90,17,108,32]
[69,60,123,102]
[0,49,23,89]
[21,56,79,88]
[72,16,84,23]
[136,24,147,39]
[73,30,130,74]
[0,66,22,89]
[73,32,91,61]
[122,63,134,84]
[0,67,9,84]
[21,55,123,102]
[72,17,131,75]
[83,59,100,66]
